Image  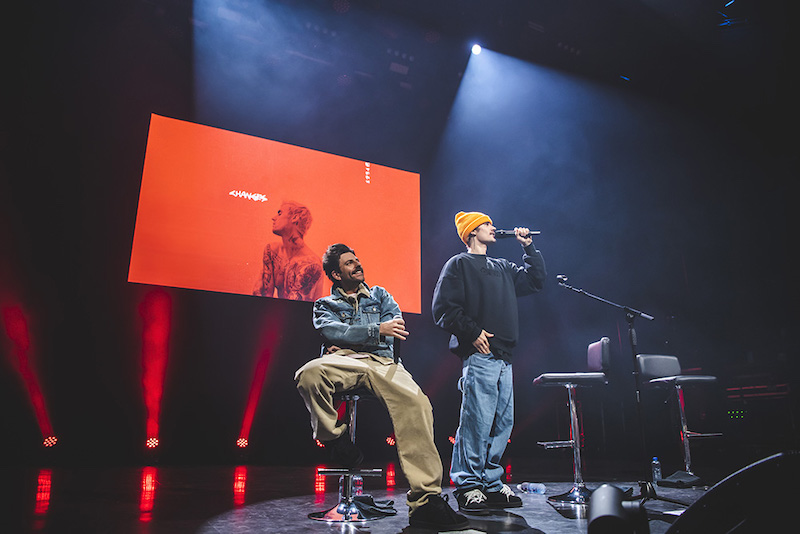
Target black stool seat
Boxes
[532,337,610,505]
[533,372,607,387]
[648,375,717,386]
[637,354,721,487]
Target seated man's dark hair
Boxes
[322,243,356,283]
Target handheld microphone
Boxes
[495,229,541,238]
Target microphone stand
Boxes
[556,276,690,509]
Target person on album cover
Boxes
[253,200,323,301]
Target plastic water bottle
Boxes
[517,482,546,494]
[651,457,662,482]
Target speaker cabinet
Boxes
[666,451,799,533]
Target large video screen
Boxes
[129,114,421,313]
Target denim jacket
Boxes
[312,283,401,360]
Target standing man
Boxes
[253,200,323,301]
[432,211,546,514]
[295,243,469,531]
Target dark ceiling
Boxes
[336,0,794,150]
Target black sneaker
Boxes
[485,484,523,509]
[324,431,363,467]
[454,487,490,515]
[409,494,470,531]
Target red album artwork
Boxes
[129,114,421,313]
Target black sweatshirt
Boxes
[431,244,546,360]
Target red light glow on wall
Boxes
[233,466,247,507]
[139,290,171,451]
[139,466,158,521]
[1,305,54,441]
[238,309,286,446]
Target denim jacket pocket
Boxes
[336,309,354,323]
[362,304,381,323]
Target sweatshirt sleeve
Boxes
[513,244,547,296]
[431,257,483,343]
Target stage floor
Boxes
[8,462,717,533]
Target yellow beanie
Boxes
[454,211,492,245]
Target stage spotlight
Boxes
[471,44,482,55]
[42,436,58,448]
[386,435,396,446]
[236,437,248,448]
[145,437,159,449]
[588,484,649,534]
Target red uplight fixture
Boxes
[140,290,171,458]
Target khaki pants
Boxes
[295,354,443,513]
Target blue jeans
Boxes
[450,352,514,493]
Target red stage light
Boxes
[385,435,396,447]
[236,437,248,448]
[238,309,286,447]
[233,466,247,507]
[1,305,54,441]
[315,439,325,448]
[42,436,58,448]
[139,290,171,452]
[448,435,455,445]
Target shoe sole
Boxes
[410,519,471,530]
[458,506,490,515]
[486,501,523,509]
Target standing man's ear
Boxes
[331,270,342,281]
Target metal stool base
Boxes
[308,501,382,522]
[547,483,592,505]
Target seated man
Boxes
[295,243,468,531]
